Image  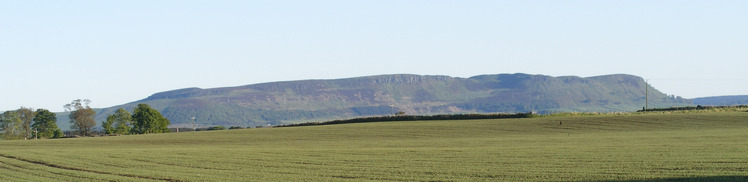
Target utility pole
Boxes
[191,117,196,131]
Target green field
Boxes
[1,111,748,181]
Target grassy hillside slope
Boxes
[2,111,747,181]
[694,95,748,106]
[78,74,691,128]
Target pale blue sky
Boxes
[2,0,747,112]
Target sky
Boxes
[1,0,747,112]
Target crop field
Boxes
[1,111,748,181]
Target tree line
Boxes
[1,99,170,140]
[101,103,170,135]
[1,107,62,139]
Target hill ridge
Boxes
[62,73,692,128]
[693,95,748,106]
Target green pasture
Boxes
[1,111,748,181]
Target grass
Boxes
[1,111,748,181]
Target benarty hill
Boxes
[87,73,691,127]
[693,95,748,106]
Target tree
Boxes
[396,110,406,116]
[65,99,96,136]
[17,107,35,139]
[102,119,115,135]
[131,104,170,134]
[31,109,61,139]
[103,108,132,135]
[53,129,64,138]
[0,111,22,139]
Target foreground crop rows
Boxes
[1,112,748,181]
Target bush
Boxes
[229,126,244,130]
[207,126,226,131]
[52,129,64,138]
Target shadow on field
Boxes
[591,176,748,182]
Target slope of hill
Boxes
[79,73,691,127]
[693,95,748,106]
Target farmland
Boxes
[1,111,748,181]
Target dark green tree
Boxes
[65,99,96,136]
[53,129,64,138]
[103,108,132,135]
[131,104,170,134]
[0,111,21,139]
[17,107,35,139]
[102,119,115,135]
[31,109,61,139]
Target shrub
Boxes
[52,129,64,138]
[207,126,226,131]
